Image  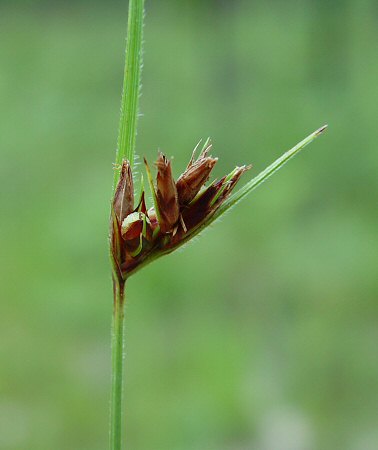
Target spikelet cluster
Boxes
[110,141,250,279]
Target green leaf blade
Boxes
[214,125,328,219]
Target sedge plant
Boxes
[108,1,327,448]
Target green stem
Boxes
[110,278,126,450]
[109,1,144,447]
[114,0,145,189]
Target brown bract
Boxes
[110,144,251,279]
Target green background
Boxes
[1,1,377,449]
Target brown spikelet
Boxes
[176,145,218,205]
[113,160,134,223]
[155,153,180,233]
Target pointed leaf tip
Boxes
[316,124,328,135]
[211,125,328,220]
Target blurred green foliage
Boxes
[1,1,377,449]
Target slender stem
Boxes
[114,0,145,190]
[109,1,144,447]
[110,278,126,450]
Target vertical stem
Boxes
[114,0,145,190]
[110,278,126,450]
[110,1,144,447]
